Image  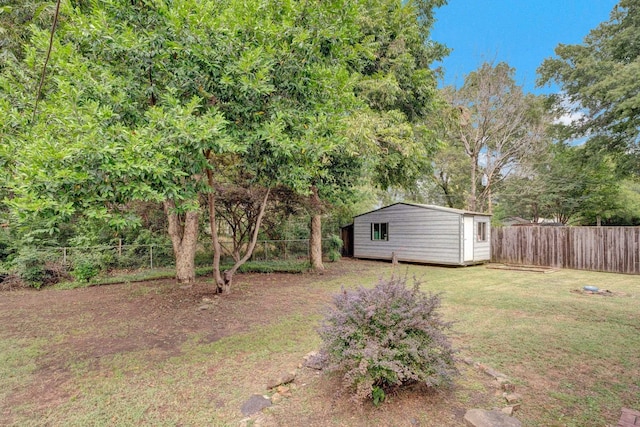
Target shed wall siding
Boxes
[354,204,462,264]
[473,216,491,261]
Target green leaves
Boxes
[538,0,640,163]
[1,0,448,248]
[499,143,623,225]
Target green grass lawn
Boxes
[1,260,638,426]
[403,264,640,426]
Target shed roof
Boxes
[353,202,492,219]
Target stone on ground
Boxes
[464,409,522,427]
[501,404,523,415]
[240,394,272,416]
[266,371,296,390]
[303,350,328,370]
[504,393,522,404]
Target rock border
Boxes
[240,352,524,426]
[239,351,324,425]
[460,356,523,424]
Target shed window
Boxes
[476,221,487,242]
[371,222,388,241]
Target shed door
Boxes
[341,224,354,257]
[463,216,474,262]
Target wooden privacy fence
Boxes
[491,226,640,274]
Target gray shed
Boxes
[350,203,491,266]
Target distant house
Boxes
[502,216,532,227]
[343,203,491,266]
[501,217,561,227]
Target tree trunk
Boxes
[220,188,271,293]
[206,169,225,291]
[469,152,478,211]
[164,200,199,284]
[207,184,271,294]
[532,203,540,223]
[436,171,455,208]
[309,213,324,270]
[308,186,325,271]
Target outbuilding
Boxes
[345,202,491,266]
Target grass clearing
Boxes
[0,338,47,410]
[1,260,638,426]
[401,264,640,426]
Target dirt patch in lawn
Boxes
[0,260,505,426]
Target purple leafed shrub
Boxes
[319,274,458,404]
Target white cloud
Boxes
[554,110,585,126]
[553,93,586,126]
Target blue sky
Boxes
[431,0,618,94]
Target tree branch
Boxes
[32,0,62,122]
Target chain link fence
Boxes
[34,238,325,272]
[57,243,176,270]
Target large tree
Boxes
[446,62,548,212]
[287,0,449,271]
[499,143,622,225]
[538,0,640,173]
[1,0,245,283]
[2,0,449,286]
[202,0,364,287]
[1,0,378,287]
[420,95,470,208]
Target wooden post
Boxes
[150,245,154,269]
